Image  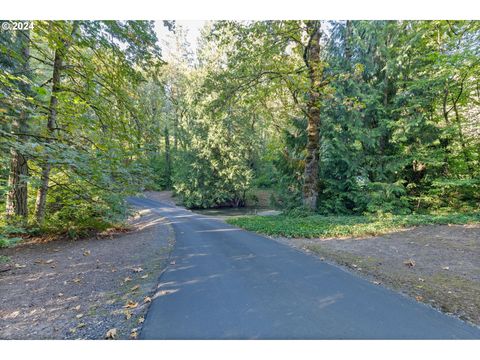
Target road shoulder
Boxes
[270,224,480,328]
[0,207,174,339]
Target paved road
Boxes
[128,197,480,339]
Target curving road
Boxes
[127,196,480,339]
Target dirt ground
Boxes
[0,207,174,339]
[142,190,176,205]
[275,224,480,327]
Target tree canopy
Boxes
[1,20,479,241]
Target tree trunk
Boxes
[6,118,29,220]
[302,21,323,210]
[34,48,61,223]
[164,125,172,188]
[452,99,473,173]
[35,22,78,223]
[440,86,452,175]
[173,110,179,151]
[6,29,31,221]
[344,20,353,62]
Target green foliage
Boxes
[146,155,172,190]
[0,236,22,248]
[0,223,24,248]
[265,20,480,215]
[0,20,169,237]
[268,118,306,210]
[2,20,480,242]
[38,186,128,238]
[173,128,253,208]
[227,212,480,238]
[364,181,411,215]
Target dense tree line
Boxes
[1,20,479,241]
[1,20,171,237]
[172,20,479,214]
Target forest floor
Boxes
[273,224,480,326]
[0,206,174,339]
[142,190,177,205]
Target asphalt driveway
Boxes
[127,197,480,339]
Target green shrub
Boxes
[0,236,22,248]
[38,185,128,238]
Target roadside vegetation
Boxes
[1,20,479,245]
[1,21,172,244]
[227,212,480,238]
[1,20,479,338]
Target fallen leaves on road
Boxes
[403,259,416,268]
[105,328,117,339]
[6,310,20,319]
[123,300,138,309]
[34,259,54,265]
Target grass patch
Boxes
[0,235,23,248]
[226,212,480,238]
